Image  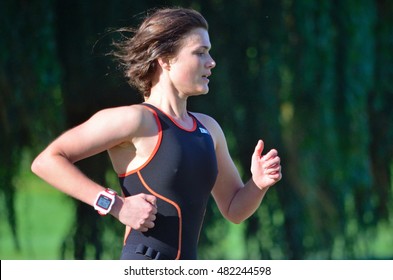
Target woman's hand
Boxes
[250,140,282,190]
[116,193,157,232]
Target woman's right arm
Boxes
[31,105,157,231]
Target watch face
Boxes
[97,195,112,210]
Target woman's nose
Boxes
[207,56,216,68]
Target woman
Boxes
[31,7,282,260]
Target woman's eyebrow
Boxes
[197,45,211,51]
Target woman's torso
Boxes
[112,103,218,259]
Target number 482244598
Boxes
[216,266,271,276]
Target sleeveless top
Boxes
[118,103,218,260]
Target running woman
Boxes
[31,7,282,260]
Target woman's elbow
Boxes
[31,153,45,176]
[31,150,54,176]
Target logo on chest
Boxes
[199,127,209,134]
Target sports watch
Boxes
[94,188,117,216]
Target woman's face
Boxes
[168,28,216,97]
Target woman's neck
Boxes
[147,84,189,119]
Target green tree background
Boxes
[1,0,392,259]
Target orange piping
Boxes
[118,107,162,177]
[137,171,182,260]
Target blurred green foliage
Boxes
[1,0,392,259]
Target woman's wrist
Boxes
[109,195,124,220]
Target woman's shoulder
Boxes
[190,112,226,146]
[191,112,221,130]
[88,103,157,134]
[94,103,152,121]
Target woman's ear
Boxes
[157,57,171,71]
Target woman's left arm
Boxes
[197,114,282,224]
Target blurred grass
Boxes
[0,153,74,260]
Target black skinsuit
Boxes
[119,103,218,260]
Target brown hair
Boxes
[111,7,208,98]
